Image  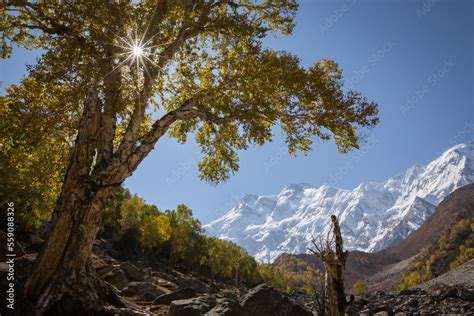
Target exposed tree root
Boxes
[31,267,146,316]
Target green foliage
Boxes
[271,254,322,294]
[166,204,204,266]
[397,217,474,290]
[353,280,367,296]
[0,78,77,231]
[100,192,295,288]
[140,214,172,250]
[2,0,378,189]
[257,264,293,292]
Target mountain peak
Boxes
[282,183,313,192]
[204,142,474,262]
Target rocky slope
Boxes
[351,260,474,315]
[348,282,474,315]
[389,183,474,260]
[0,237,313,316]
[205,141,474,262]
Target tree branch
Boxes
[98,95,201,185]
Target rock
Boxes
[105,306,151,316]
[374,312,389,316]
[177,276,214,294]
[153,287,197,305]
[399,288,418,295]
[354,297,369,306]
[168,296,242,316]
[154,277,179,291]
[206,298,242,316]
[359,309,372,316]
[104,268,129,290]
[441,287,458,299]
[403,298,418,308]
[121,281,167,301]
[457,287,474,301]
[372,305,392,314]
[150,305,170,315]
[240,284,312,316]
[95,264,114,275]
[168,296,215,316]
[120,261,146,282]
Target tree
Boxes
[0,78,76,231]
[310,215,354,316]
[2,1,378,313]
[352,280,367,296]
[140,214,172,250]
[167,204,204,266]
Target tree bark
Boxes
[24,90,125,314]
[311,215,354,316]
[23,90,196,314]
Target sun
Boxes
[104,26,169,79]
[132,44,144,57]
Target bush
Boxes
[353,280,367,295]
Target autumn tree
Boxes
[0,79,76,231]
[353,280,367,296]
[166,204,204,265]
[140,214,172,250]
[1,0,378,313]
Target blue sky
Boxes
[1,0,473,223]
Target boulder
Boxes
[120,261,146,282]
[458,287,474,301]
[121,281,167,301]
[177,276,214,294]
[168,297,215,316]
[206,298,242,316]
[153,287,197,305]
[154,277,179,291]
[240,284,312,316]
[168,296,242,316]
[104,268,129,290]
[94,259,114,276]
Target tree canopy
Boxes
[1,0,378,189]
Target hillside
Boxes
[273,250,399,290]
[205,142,474,262]
[0,191,315,315]
[388,183,474,259]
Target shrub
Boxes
[353,280,367,295]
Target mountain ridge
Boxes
[273,184,474,292]
[204,141,474,262]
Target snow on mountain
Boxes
[204,141,474,262]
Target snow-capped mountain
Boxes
[204,141,474,262]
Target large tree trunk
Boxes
[23,90,126,314]
[24,184,121,313]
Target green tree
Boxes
[2,1,378,312]
[0,78,76,231]
[167,204,204,266]
[100,187,132,239]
